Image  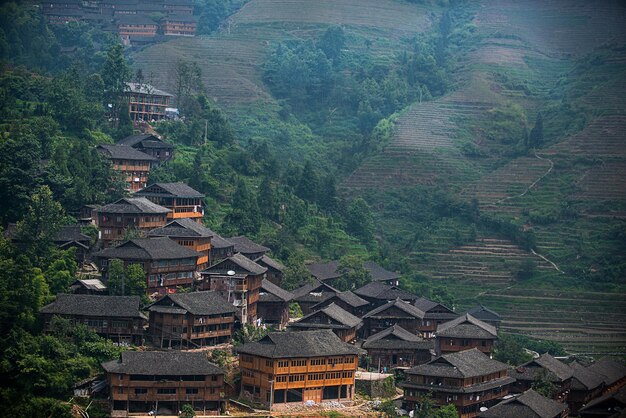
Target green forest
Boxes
[1,0,625,415]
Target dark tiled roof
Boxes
[467,304,502,322]
[570,362,605,391]
[102,351,222,375]
[579,385,626,414]
[291,303,362,329]
[135,182,204,198]
[512,354,573,383]
[407,348,509,379]
[125,82,172,97]
[54,225,91,244]
[97,144,157,161]
[148,291,236,316]
[363,298,426,319]
[228,236,269,255]
[210,233,234,249]
[478,389,567,418]
[436,314,497,339]
[40,294,144,318]
[118,134,159,147]
[354,281,418,301]
[307,260,342,281]
[363,325,433,350]
[254,255,286,272]
[97,197,170,214]
[363,261,401,281]
[203,253,267,276]
[334,291,369,308]
[236,329,360,359]
[260,279,294,303]
[292,281,337,304]
[149,218,214,238]
[587,358,626,386]
[94,237,200,260]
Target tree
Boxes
[175,59,204,116]
[223,180,261,235]
[106,259,126,296]
[318,26,345,64]
[532,369,558,398]
[257,177,278,221]
[528,112,544,149]
[180,404,196,418]
[346,197,375,244]
[282,253,313,290]
[333,255,372,291]
[101,43,130,126]
[493,333,533,366]
[106,260,146,297]
[296,160,319,202]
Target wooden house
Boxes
[237,329,360,408]
[257,279,294,330]
[254,255,285,286]
[102,351,225,415]
[362,298,426,338]
[118,134,174,162]
[362,325,433,370]
[510,354,573,401]
[228,236,269,260]
[163,0,194,15]
[97,145,158,192]
[466,304,502,331]
[478,389,569,418]
[354,281,419,308]
[200,253,266,324]
[135,182,204,222]
[93,237,200,295]
[306,260,401,287]
[586,358,626,395]
[96,197,170,246]
[125,83,173,122]
[147,291,236,349]
[116,15,158,38]
[435,313,498,356]
[53,224,92,263]
[579,386,626,418]
[310,290,370,317]
[413,297,459,338]
[69,278,107,295]
[568,362,605,415]
[162,14,197,36]
[289,303,362,343]
[148,218,213,269]
[292,280,340,315]
[402,348,515,418]
[209,233,235,264]
[40,294,146,345]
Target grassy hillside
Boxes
[133,0,626,354]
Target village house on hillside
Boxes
[69,278,107,295]
[147,291,236,349]
[361,298,426,338]
[466,304,502,330]
[510,353,573,401]
[118,134,174,162]
[586,358,626,395]
[134,182,205,222]
[148,218,213,269]
[40,294,146,345]
[568,362,605,414]
[477,389,569,418]
[413,296,459,338]
[209,233,235,263]
[125,83,172,122]
[401,348,515,418]
[579,385,626,418]
[257,279,293,330]
[228,235,270,260]
[362,325,433,370]
[96,145,158,192]
[93,237,200,295]
[435,313,498,356]
[354,281,420,307]
[293,280,341,315]
[237,329,360,408]
[200,253,266,324]
[306,260,401,287]
[253,254,286,286]
[96,197,170,246]
[102,351,225,416]
[289,302,362,343]
[311,289,370,317]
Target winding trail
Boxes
[495,151,555,205]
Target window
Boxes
[135,388,147,394]
[118,387,124,394]
[157,388,176,394]
[186,388,198,394]
[265,360,274,367]
[275,376,287,383]
[277,360,289,368]
[211,375,218,382]
[288,374,305,382]
[291,359,306,367]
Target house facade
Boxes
[148,218,213,269]
[97,145,158,192]
[147,291,236,349]
[135,182,205,222]
[413,297,459,338]
[257,279,294,330]
[125,83,173,122]
[509,354,573,401]
[93,237,200,295]
[237,330,360,408]
[362,325,433,370]
[435,314,498,356]
[118,134,174,162]
[289,303,362,343]
[402,348,515,418]
[362,298,425,338]
[40,294,146,345]
[478,389,569,418]
[102,351,225,415]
